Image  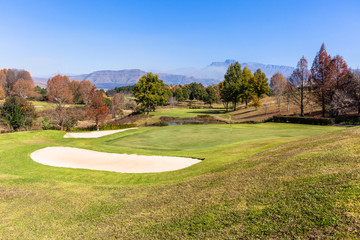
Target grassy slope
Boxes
[1,124,360,239]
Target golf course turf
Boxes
[1,123,360,239]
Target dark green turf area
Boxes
[1,123,360,239]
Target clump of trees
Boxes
[271,43,360,118]
[219,62,269,111]
[0,69,37,99]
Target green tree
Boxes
[174,87,185,101]
[219,81,232,111]
[205,85,219,107]
[252,69,269,98]
[187,82,207,101]
[133,73,168,114]
[221,62,243,111]
[240,67,255,107]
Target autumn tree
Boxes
[47,75,73,130]
[270,73,287,112]
[133,73,168,114]
[0,71,5,94]
[87,87,110,130]
[0,87,5,99]
[309,43,334,117]
[69,80,82,104]
[47,75,73,108]
[0,69,34,96]
[79,80,93,104]
[288,57,309,116]
[11,78,35,98]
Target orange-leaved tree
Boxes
[0,87,5,99]
[79,80,93,105]
[47,75,73,130]
[11,78,35,98]
[87,87,110,130]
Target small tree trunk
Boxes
[233,102,236,111]
[96,118,99,131]
[112,105,116,118]
[322,93,325,117]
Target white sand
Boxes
[64,128,138,138]
[30,147,201,173]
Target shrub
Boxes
[1,97,36,131]
[270,116,335,125]
[334,116,360,125]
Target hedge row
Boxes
[334,116,360,125]
[270,116,335,125]
[71,123,137,132]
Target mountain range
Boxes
[33,60,297,89]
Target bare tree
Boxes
[330,90,354,116]
[168,96,178,107]
[270,72,287,112]
[111,93,125,118]
[288,57,309,116]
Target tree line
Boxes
[270,43,360,117]
[0,72,129,131]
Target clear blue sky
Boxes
[0,0,359,76]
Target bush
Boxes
[1,97,36,131]
[334,116,360,125]
[270,116,335,125]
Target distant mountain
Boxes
[353,69,360,77]
[33,77,48,88]
[69,69,217,89]
[32,60,297,89]
[170,59,295,81]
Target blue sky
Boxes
[0,0,359,76]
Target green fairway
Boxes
[150,107,225,118]
[1,123,360,239]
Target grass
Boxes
[1,123,360,238]
[150,107,226,118]
[30,101,81,110]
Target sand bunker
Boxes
[30,147,201,173]
[64,128,137,138]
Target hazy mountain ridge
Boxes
[32,60,312,89]
[171,60,295,80]
[69,69,218,89]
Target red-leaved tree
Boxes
[87,87,110,130]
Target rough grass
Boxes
[1,123,360,239]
